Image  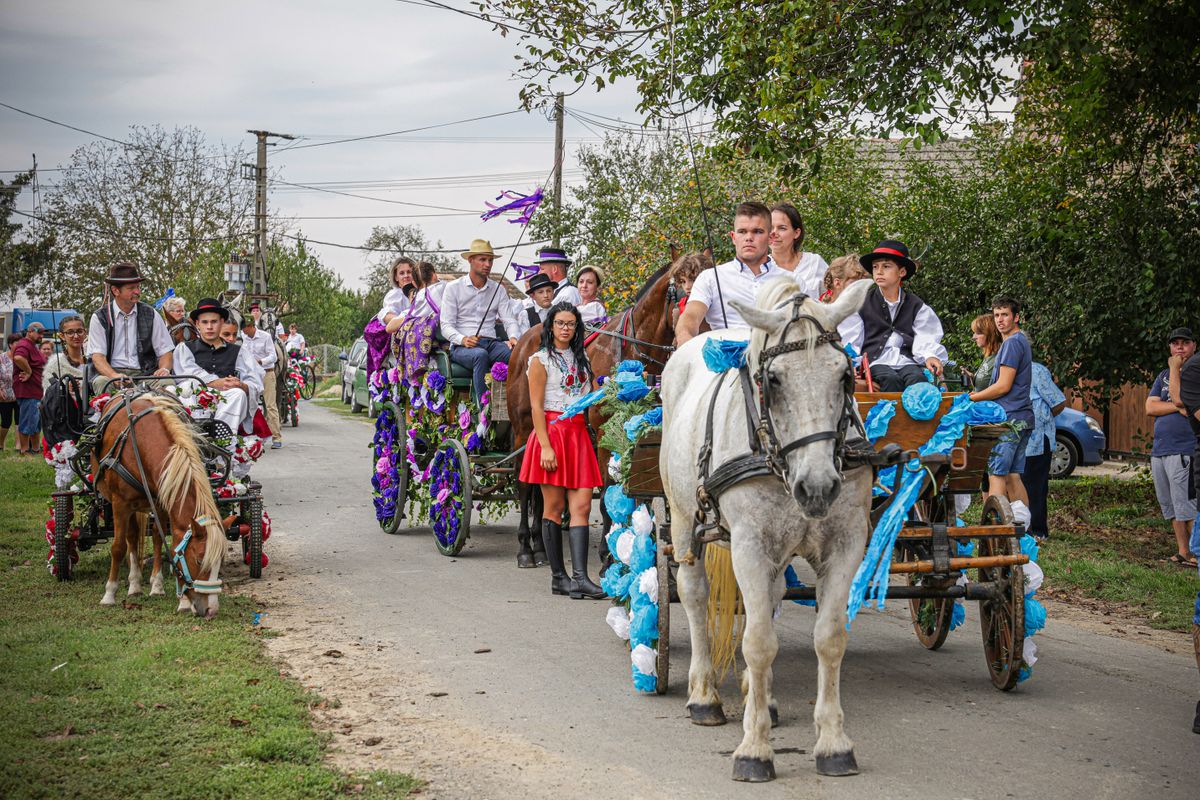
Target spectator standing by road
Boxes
[0,333,18,452]
[969,297,1034,513]
[1149,328,1198,566]
[241,315,282,449]
[10,322,47,456]
[1166,344,1200,734]
[42,316,87,387]
[1023,362,1067,540]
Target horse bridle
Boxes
[586,281,678,370]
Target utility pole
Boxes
[244,130,295,297]
[552,93,564,247]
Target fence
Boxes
[307,344,346,378]
[1068,382,1154,459]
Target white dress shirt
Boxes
[781,251,829,299]
[837,290,949,367]
[408,282,448,320]
[173,339,264,435]
[285,332,306,354]
[85,301,174,369]
[688,258,780,330]
[240,328,278,369]
[377,287,411,322]
[439,275,518,346]
[511,302,551,338]
[578,300,607,324]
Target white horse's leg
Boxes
[729,543,779,782]
[673,514,725,725]
[741,564,786,728]
[810,549,859,777]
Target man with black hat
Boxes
[837,240,947,391]
[173,298,262,446]
[85,261,174,394]
[511,273,558,338]
[1147,327,1197,566]
[532,247,583,307]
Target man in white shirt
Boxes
[86,261,174,395]
[440,239,519,397]
[837,240,947,391]
[173,299,263,446]
[677,201,779,344]
[532,247,584,307]
[241,314,282,448]
[511,273,557,338]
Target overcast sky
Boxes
[0,0,646,291]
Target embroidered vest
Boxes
[98,301,158,373]
[859,285,926,362]
[186,339,241,378]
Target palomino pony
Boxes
[88,391,227,618]
[659,277,874,782]
[505,258,681,564]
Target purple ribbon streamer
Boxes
[480,187,545,224]
[512,262,540,281]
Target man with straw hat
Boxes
[440,239,519,397]
[85,261,174,395]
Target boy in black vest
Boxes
[173,299,262,446]
[512,273,557,337]
[836,240,947,391]
[85,261,174,395]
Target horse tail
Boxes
[148,398,225,577]
[705,544,745,682]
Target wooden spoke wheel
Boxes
[655,536,672,695]
[978,495,1025,691]
[300,365,317,399]
[429,438,472,556]
[902,499,955,650]
[376,402,409,536]
[53,494,74,582]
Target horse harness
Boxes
[586,306,676,369]
[693,294,901,541]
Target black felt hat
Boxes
[189,298,229,322]
[525,273,558,295]
[860,240,917,278]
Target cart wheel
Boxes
[53,495,74,582]
[902,545,955,651]
[655,539,672,695]
[377,402,409,535]
[290,404,298,427]
[246,495,264,579]
[301,366,316,399]
[429,438,472,556]
[978,495,1025,691]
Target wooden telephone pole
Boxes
[552,93,564,248]
[244,130,295,296]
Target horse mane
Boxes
[631,263,671,305]
[748,277,828,370]
[145,394,225,578]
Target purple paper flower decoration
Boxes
[480,187,544,225]
[490,362,508,382]
[466,432,481,452]
[426,370,446,392]
[458,409,471,430]
[435,487,450,507]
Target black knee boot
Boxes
[568,525,605,600]
[541,520,574,596]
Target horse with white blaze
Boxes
[659,277,874,782]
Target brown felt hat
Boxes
[104,261,145,285]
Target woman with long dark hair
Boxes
[520,302,605,599]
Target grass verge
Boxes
[312,397,372,423]
[1036,476,1198,631]
[0,451,420,799]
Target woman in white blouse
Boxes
[769,202,829,300]
[378,257,416,324]
[575,265,607,324]
[42,315,88,388]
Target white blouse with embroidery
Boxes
[529,346,589,412]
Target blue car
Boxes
[1051,407,1106,479]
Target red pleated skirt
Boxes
[519,411,603,488]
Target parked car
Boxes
[339,338,367,411]
[1051,407,1106,479]
[352,356,373,416]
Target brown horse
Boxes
[91,393,227,617]
[505,256,685,564]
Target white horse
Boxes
[659,277,873,782]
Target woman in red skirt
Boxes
[520,302,605,599]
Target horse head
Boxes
[731,278,871,520]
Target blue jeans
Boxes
[17,397,40,436]
[988,426,1031,476]
[1191,444,1200,625]
[451,338,511,398]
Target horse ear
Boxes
[729,300,788,334]
[669,243,681,262]
[823,278,872,326]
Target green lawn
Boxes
[0,451,419,799]
[1036,476,1199,631]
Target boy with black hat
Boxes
[511,273,558,338]
[85,261,174,394]
[837,240,947,391]
[173,298,262,449]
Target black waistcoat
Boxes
[186,339,241,378]
[98,301,159,372]
[859,285,926,362]
[526,307,543,329]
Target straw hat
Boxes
[576,264,605,285]
[460,239,497,261]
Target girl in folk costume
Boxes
[520,302,605,600]
[363,257,416,379]
[388,261,446,383]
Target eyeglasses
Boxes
[63,329,87,337]
[552,320,577,329]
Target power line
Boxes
[271,178,479,212]
[277,230,548,254]
[10,207,251,243]
[283,109,526,151]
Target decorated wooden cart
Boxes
[613,387,1045,695]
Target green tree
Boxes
[359,224,458,312]
[0,172,55,303]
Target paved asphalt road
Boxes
[253,402,1199,799]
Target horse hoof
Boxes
[516,552,536,569]
[769,704,779,728]
[815,750,859,777]
[687,703,727,726]
[732,756,776,783]
[100,597,117,607]
[533,552,548,567]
